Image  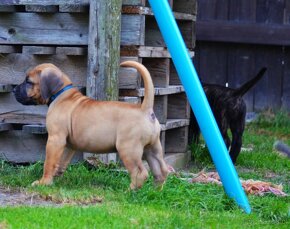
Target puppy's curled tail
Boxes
[120,61,154,111]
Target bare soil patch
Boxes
[0,186,59,207]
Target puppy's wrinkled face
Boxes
[13,68,44,105]
[13,64,64,106]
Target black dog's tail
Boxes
[233,67,267,97]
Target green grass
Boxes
[0,111,290,228]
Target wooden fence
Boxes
[194,0,290,112]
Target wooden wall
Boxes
[195,0,290,112]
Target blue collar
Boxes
[48,84,74,106]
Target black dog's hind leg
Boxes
[222,130,231,150]
[229,114,245,164]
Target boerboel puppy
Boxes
[13,61,168,189]
[189,67,267,163]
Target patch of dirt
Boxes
[0,187,60,207]
[0,186,102,206]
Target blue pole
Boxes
[148,0,251,213]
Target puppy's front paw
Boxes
[31,178,53,186]
[31,180,41,186]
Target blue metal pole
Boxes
[148,0,251,213]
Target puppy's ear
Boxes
[40,67,64,100]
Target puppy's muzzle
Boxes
[13,84,37,106]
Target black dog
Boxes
[189,67,267,163]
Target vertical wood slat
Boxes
[282,47,290,110]
[87,0,122,101]
[256,0,285,24]
[196,0,218,20]
[254,46,283,111]
[196,0,228,20]
[229,0,256,22]
[196,42,228,85]
[227,44,256,111]
[86,0,122,163]
[285,0,290,24]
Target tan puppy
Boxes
[13,61,168,189]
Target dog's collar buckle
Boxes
[48,84,74,106]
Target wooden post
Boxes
[87,0,121,101]
[85,0,122,163]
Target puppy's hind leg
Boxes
[117,144,149,189]
[55,147,76,177]
[144,140,168,187]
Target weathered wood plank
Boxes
[0,130,47,163]
[196,20,290,46]
[118,67,140,89]
[0,130,84,163]
[122,0,146,5]
[59,4,89,13]
[0,13,88,45]
[227,44,256,111]
[0,5,17,12]
[121,6,195,20]
[0,0,89,5]
[0,123,12,132]
[257,0,285,24]
[118,96,140,104]
[282,47,290,110]
[22,124,47,134]
[172,0,197,15]
[142,58,169,87]
[119,85,184,97]
[25,5,58,12]
[167,93,190,119]
[122,0,175,8]
[254,46,283,111]
[121,14,145,46]
[22,46,56,55]
[165,126,188,153]
[121,46,195,58]
[87,0,122,101]
[169,59,181,85]
[0,112,46,125]
[56,47,87,56]
[196,0,219,20]
[194,42,228,85]
[0,84,14,93]
[229,0,256,22]
[0,45,21,53]
[0,53,144,90]
[121,10,195,47]
[160,119,189,131]
[119,56,141,89]
[0,54,87,86]
[285,0,290,24]
[153,95,167,124]
[122,6,152,15]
